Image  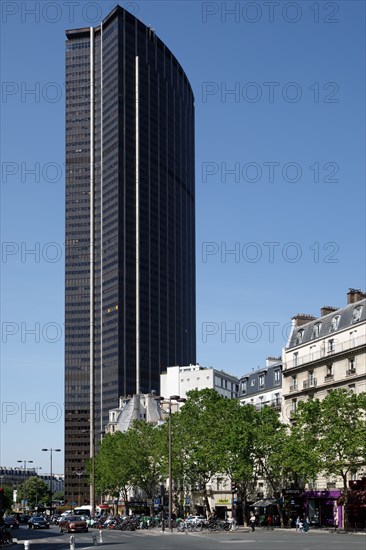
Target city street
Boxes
[12,525,366,550]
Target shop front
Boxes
[339,478,366,530]
[303,490,342,528]
[282,489,305,527]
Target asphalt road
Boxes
[12,524,366,550]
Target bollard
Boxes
[70,535,75,550]
[92,531,98,545]
[24,542,31,550]
[98,529,103,544]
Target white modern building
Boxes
[160,364,239,401]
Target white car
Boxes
[185,515,206,524]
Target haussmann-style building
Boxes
[64,5,196,506]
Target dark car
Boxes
[4,516,19,529]
[19,514,31,524]
[28,516,50,529]
[59,516,88,533]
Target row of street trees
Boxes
[94,388,366,530]
[0,478,64,512]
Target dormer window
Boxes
[295,330,304,345]
[311,323,321,339]
[329,315,340,333]
[352,306,363,324]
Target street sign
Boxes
[184,497,190,505]
[71,502,77,506]
[154,498,160,505]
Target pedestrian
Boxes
[249,513,256,532]
[295,516,301,532]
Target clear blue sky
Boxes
[1,1,365,474]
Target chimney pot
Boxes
[292,314,316,327]
[320,306,339,316]
[347,288,366,304]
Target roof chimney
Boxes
[347,288,366,304]
[292,314,316,327]
[320,306,338,317]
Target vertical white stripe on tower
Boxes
[100,21,104,438]
[89,25,95,513]
[135,55,140,395]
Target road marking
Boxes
[216,539,258,544]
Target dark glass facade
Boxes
[65,6,195,505]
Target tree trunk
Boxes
[122,488,129,516]
[276,500,285,528]
[342,475,349,532]
[241,492,248,526]
[202,485,211,518]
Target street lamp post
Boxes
[73,470,86,507]
[156,395,186,532]
[17,460,33,510]
[42,448,61,514]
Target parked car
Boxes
[185,515,206,524]
[59,516,88,533]
[18,514,31,524]
[4,516,19,529]
[28,516,50,529]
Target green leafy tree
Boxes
[128,420,165,516]
[220,401,258,525]
[0,487,13,515]
[174,389,231,516]
[17,477,49,508]
[294,389,366,531]
[53,491,64,501]
[94,431,135,514]
[251,406,291,527]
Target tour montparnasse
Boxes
[64,5,196,505]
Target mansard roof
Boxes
[288,299,366,349]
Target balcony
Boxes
[270,400,281,410]
[324,374,334,382]
[285,334,366,369]
[289,384,298,392]
[303,378,317,389]
[346,368,357,377]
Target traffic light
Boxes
[231,483,238,493]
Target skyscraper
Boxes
[65,5,195,505]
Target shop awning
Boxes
[252,499,277,508]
